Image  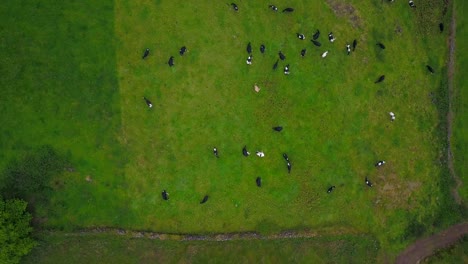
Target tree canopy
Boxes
[0,198,36,264]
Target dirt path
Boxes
[446,0,462,205]
[395,222,468,264]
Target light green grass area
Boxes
[0,0,462,262]
[22,232,379,264]
[453,0,468,205]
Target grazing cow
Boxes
[179,46,187,56]
[282,7,294,13]
[312,40,321,47]
[352,39,357,51]
[327,186,336,193]
[409,1,416,8]
[346,44,351,55]
[297,33,305,40]
[287,162,291,173]
[427,65,435,74]
[375,75,385,83]
[273,59,279,70]
[389,112,395,121]
[260,44,265,53]
[247,42,252,54]
[143,97,153,108]
[301,48,307,57]
[284,64,290,75]
[162,190,169,200]
[243,145,250,156]
[269,5,278,11]
[283,153,289,162]
[142,48,150,59]
[213,147,219,158]
[273,126,283,132]
[231,3,239,11]
[321,51,328,58]
[200,195,209,204]
[256,151,265,157]
[439,23,444,32]
[313,30,320,40]
[279,51,286,60]
[375,160,386,167]
[328,32,336,42]
[246,55,253,65]
[365,177,373,187]
[256,177,262,187]
[168,56,174,67]
[377,42,386,49]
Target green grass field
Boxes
[0,0,464,262]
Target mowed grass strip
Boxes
[0,1,130,228]
[23,232,379,264]
[116,0,454,247]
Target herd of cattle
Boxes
[138,2,442,203]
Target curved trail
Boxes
[395,222,468,264]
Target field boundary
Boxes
[37,227,363,241]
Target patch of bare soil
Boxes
[326,0,361,28]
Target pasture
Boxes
[0,0,463,261]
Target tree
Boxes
[0,198,36,264]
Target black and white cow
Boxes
[213,147,219,158]
[231,3,239,11]
[346,44,351,55]
[246,55,253,65]
[365,177,373,187]
[143,97,153,108]
[409,1,416,8]
[389,112,395,121]
[269,5,278,11]
[162,190,169,200]
[142,48,150,59]
[321,51,328,58]
[284,64,290,75]
[243,145,250,156]
[328,32,336,42]
[297,33,305,40]
[375,160,386,167]
[327,186,336,193]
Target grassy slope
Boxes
[453,0,468,204]
[115,0,453,251]
[422,236,468,264]
[22,232,379,264]
[0,1,127,227]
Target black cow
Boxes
[375,75,385,83]
[377,42,386,49]
[327,186,336,193]
[375,160,386,167]
[427,65,435,74]
[283,153,289,162]
[313,30,320,40]
[439,23,444,32]
[311,40,321,47]
[256,177,262,187]
[273,126,283,132]
[273,59,279,70]
[200,195,209,204]
[328,32,335,42]
[247,42,252,54]
[352,39,357,51]
[231,3,239,11]
[282,7,294,13]
[162,190,169,200]
[409,1,416,8]
[365,177,373,187]
[213,147,219,158]
[242,145,250,156]
[269,5,278,11]
[143,97,153,108]
[301,48,307,57]
[179,46,187,56]
[168,56,174,67]
[260,44,265,53]
[284,64,290,75]
[279,51,286,60]
[142,48,150,59]
[297,33,305,40]
[346,44,351,55]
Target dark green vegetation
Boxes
[0,198,35,264]
[453,0,468,204]
[0,0,463,262]
[23,232,378,264]
[422,235,468,264]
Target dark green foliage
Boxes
[0,146,66,202]
[0,198,36,264]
